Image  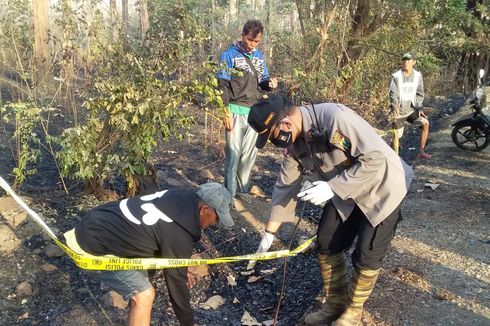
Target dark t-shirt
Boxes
[75,188,201,326]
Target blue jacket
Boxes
[217,42,272,107]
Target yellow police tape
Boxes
[0,176,317,270]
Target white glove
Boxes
[297,181,334,206]
[246,231,275,270]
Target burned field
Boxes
[0,96,488,325]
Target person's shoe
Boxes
[236,193,253,203]
[304,303,345,325]
[417,152,432,159]
[230,199,237,211]
[249,185,267,198]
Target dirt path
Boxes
[360,106,489,325]
[0,97,488,325]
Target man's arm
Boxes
[416,73,424,109]
[217,51,234,106]
[256,51,277,91]
[161,239,195,326]
[269,154,303,223]
[388,75,400,114]
[217,78,231,106]
[217,52,234,131]
[164,267,194,326]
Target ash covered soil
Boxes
[0,96,488,326]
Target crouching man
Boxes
[64,182,234,326]
[247,96,413,325]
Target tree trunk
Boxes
[290,9,297,34]
[32,0,50,86]
[345,0,370,63]
[140,0,150,48]
[458,0,488,92]
[110,0,118,38]
[60,0,77,125]
[338,0,385,68]
[122,0,129,45]
[255,0,265,11]
[265,0,272,64]
[294,0,307,40]
[211,0,218,54]
[228,0,237,29]
[305,2,337,75]
[459,51,489,93]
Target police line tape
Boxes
[0,176,317,270]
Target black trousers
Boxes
[317,202,402,270]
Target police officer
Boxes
[247,96,413,326]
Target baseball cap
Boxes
[248,95,288,149]
[196,182,234,227]
[402,52,414,60]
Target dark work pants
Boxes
[317,202,402,270]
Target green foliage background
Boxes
[0,0,488,192]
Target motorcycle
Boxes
[451,69,490,151]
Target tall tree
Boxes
[59,0,77,123]
[339,0,387,68]
[459,0,490,91]
[140,0,150,47]
[122,0,129,41]
[32,0,50,85]
[294,0,310,40]
[264,0,272,63]
[110,0,118,37]
[228,0,237,29]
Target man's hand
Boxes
[297,181,334,206]
[269,77,278,89]
[389,111,399,124]
[389,104,400,120]
[418,110,427,119]
[223,113,234,131]
[187,267,199,288]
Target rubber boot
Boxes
[304,253,347,325]
[246,231,275,270]
[331,267,381,326]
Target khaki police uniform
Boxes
[269,103,414,268]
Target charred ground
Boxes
[0,95,488,325]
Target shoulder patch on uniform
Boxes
[263,112,276,126]
[331,130,351,151]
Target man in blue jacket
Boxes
[64,182,233,326]
[217,19,277,208]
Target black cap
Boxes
[248,96,288,149]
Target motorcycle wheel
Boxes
[451,123,489,151]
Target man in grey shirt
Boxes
[389,52,431,159]
[247,95,413,325]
